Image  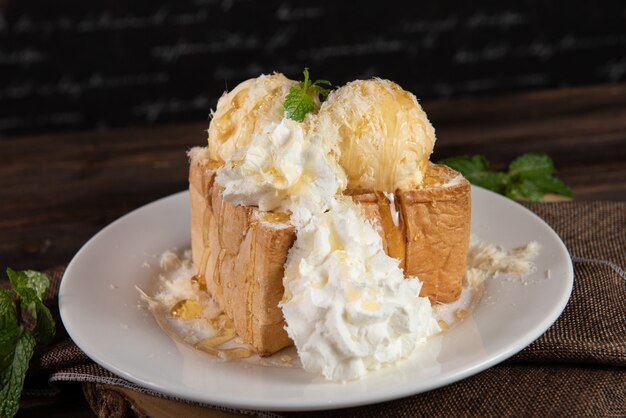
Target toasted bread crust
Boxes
[190,159,295,355]
[189,159,470,355]
[399,163,471,303]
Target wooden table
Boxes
[3,82,626,417]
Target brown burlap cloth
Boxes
[22,201,626,417]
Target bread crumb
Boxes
[456,309,470,319]
[463,235,540,287]
[160,250,181,270]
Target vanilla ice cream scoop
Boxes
[208,73,298,162]
[315,79,436,192]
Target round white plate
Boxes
[59,187,573,411]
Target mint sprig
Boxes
[283,68,332,122]
[1,269,55,418]
[439,153,572,202]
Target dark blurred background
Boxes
[1,0,625,136]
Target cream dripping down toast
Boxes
[189,156,470,356]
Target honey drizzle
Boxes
[169,300,253,360]
[214,249,225,290]
[217,194,226,249]
[194,312,253,360]
[375,192,406,269]
[213,194,227,292]
[455,309,470,320]
[437,320,450,332]
[171,299,203,320]
[196,327,236,348]
[419,173,445,189]
[219,347,253,360]
[338,84,424,192]
[259,211,291,224]
[175,170,253,361]
[245,226,257,341]
[193,197,213,292]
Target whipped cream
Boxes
[215,118,342,213]
[281,197,440,382]
[215,114,439,382]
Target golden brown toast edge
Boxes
[189,158,294,355]
[350,163,471,303]
[399,163,471,303]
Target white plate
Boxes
[59,187,573,411]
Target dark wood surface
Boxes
[3,82,626,417]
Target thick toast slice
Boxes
[189,157,470,355]
[399,163,471,302]
[189,159,295,355]
[349,163,471,303]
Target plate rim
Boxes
[59,186,573,411]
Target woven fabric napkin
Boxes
[22,201,626,417]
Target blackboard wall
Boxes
[1,0,625,136]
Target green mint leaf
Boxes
[508,153,554,179]
[468,172,509,194]
[14,287,55,348]
[284,87,315,122]
[0,326,20,373]
[1,268,55,417]
[300,67,311,90]
[0,330,36,418]
[30,298,56,347]
[511,175,573,200]
[34,298,55,346]
[506,179,545,202]
[438,156,508,194]
[0,291,24,371]
[507,155,571,200]
[5,269,55,347]
[438,155,490,174]
[441,153,571,202]
[309,84,331,96]
[6,269,49,301]
[531,175,573,197]
[284,68,333,122]
[0,289,17,329]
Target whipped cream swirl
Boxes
[216,118,342,213]
[215,116,439,382]
[281,197,439,381]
